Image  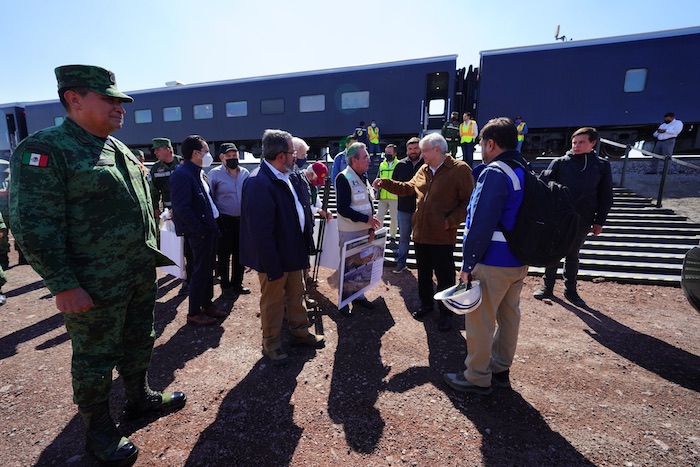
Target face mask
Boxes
[225,158,239,170]
[201,152,213,167]
[386,154,395,161]
[371,123,376,128]
[295,158,307,169]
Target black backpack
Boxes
[491,159,580,267]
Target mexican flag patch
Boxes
[21,152,49,167]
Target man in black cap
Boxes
[150,137,182,219]
[9,64,186,466]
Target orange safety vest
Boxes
[517,122,526,141]
[460,120,477,143]
[368,126,379,144]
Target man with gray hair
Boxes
[335,142,381,316]
[240,129,325,363]
[373,133,473,331]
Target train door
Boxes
[421,71,450,134]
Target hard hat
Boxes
[434,278,482,315]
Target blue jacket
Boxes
[461,150,526,273]
[169,159,219,237]
[240,161,314,281]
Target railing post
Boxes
[620,143,631,187]
[656,155,671,208]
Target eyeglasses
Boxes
[284,151,298,156]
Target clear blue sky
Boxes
[3,0,699,104]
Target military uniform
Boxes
[0,170,9,268]
[150,151,182,213]
[442,113,461,157]
[9,64,184,465]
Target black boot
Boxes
[79,402,138,466]
[122,370,186,419]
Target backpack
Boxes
[490,159,580,267]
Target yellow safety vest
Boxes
[517,122,526,141]
[368,126,379,144]
[460,121,477,143]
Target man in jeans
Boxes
[391,137,423,273]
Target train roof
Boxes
[480,26,700,57]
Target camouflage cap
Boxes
[55,65,133,102]
[152,138,172,149]
[219,143,238,154]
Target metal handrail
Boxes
[600,137,700,208]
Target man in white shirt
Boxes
[647,112,683,174]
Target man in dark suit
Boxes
[240,129,325,363]
[170,135,227,326]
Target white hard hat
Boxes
[434,278,482,315]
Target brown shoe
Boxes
[262,347,289,362]
[290,333,325,348]
[202,304,228,318]
[186,314,217,326]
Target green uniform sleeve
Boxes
[9,139,80,294]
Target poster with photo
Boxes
[338,227,387,308]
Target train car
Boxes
[0,104,28,161]
[23,56,469,159]
[477,27,700,158]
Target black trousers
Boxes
[414,242,456,316]
[542,226,591,291]
[185,232,217,316]
[216,215,244,290]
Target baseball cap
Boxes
[55,65,133,102]
[219,143,238,154]
[152,138,172,150]
[310,162,328,186]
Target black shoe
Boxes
[234,286,251,295]
[492,369,511,388]
[437,314,452,332]
[338,304,352,316]
[352,297,375,309]
[411,304,432,320]
[564,290,586,307]
[221,287,237,299]
[305,296,318,308]
[533,285,553,300]
[79,403,139,466]
[124,391,187,420]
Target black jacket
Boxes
[392,156,424,213]
[169,159,219,237]
[541,150,613,227]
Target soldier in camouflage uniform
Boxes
[149,137,182,219]
[441,111,461,157]
[0,162,10,269]
[9,65,186,466]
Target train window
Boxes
[341,91,370,110]
[54,116,65,126]
[261,98,284,115]
[226,101,248,117]
[300,94,325,113]
[193,104,214,120]
[163,106,182,122]
[134,109,152,124]
[624,68,647,93]
[427,99,446,116]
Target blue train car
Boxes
[477,27,700,157]
[23,56,460,159]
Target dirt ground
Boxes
[1,238,699,466]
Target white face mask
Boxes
[201,152,213,167]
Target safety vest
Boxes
[460,121,477,143]
[378,159,398,200]
[517,122,526,141]
[368,126,379,144]
[337,167,373,232]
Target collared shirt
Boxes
[654,119,683,141]
[263,160,305,233]
[208,164,250,217]
[200,171,219,219]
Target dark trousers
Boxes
[543,227,590,291]
[460,142,475,167]
[216,215,244,289]
[414,242,456,316]
[186,232,217,316]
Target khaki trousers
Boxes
[258,270,310,351]
[464,263,528,387]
